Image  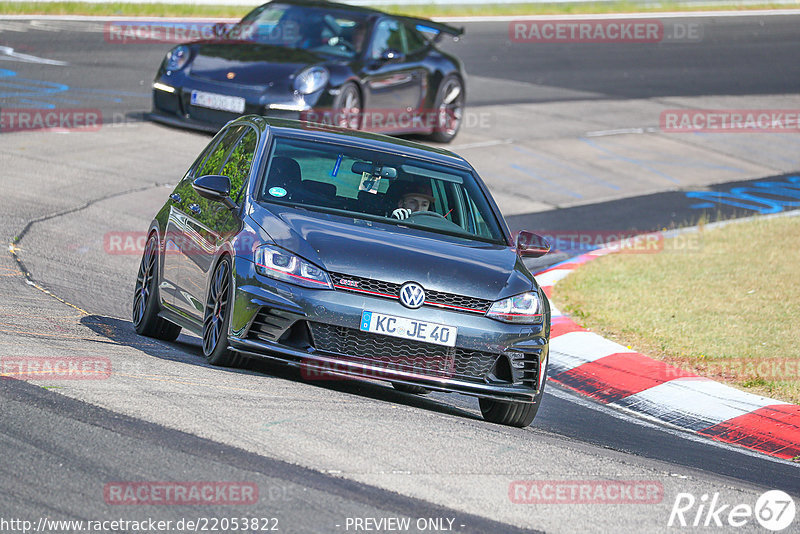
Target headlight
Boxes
[486,292,543,324]
[294,66,329,94]
[254,245,332,289]
[165,45,191,71]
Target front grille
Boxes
[329,272,493,314]
[308,322,498,382]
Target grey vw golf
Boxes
[133,116,551,426]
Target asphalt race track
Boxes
[1,12,799,533]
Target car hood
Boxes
[189,43,327,86]
[249,204,536,301]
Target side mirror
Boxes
[380,48,405,62]
[193,175,238,210]
[516,231,550,258]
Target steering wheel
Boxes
[408,210,447,221]
[327,35,356,52]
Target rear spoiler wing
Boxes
[398,17,464,42]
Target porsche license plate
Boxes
[360,311,457,347]
[190,91,246,113]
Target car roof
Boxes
[253,0,464,36]
[245,116,473,170]
[259,0,388,17]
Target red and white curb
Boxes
[534,248,800,461]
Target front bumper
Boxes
[151,74,327,132]
[229,257,550,403]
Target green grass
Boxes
[555,215,800,404]
[0,1,798,18]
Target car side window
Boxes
[370,19,405,59]
[404,24,428,54]
[221,128,258,202]
[171,125,246,217]
[196,125,246,178]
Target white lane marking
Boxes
[435,9,800,22]
[0,15,240,22]
[0,21,34,32]
[29,20,105,33]
[534,268,572,287]
[545,383,797,465]
[449,138,515,150]
[585,127,659,137]
[550,330,635,373]
[0,46,68,66]
[614,377,788,430]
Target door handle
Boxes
[188,204,201,215]
[170,193,181,203]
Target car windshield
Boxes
[257,136,507,244]
[230,3,369,58]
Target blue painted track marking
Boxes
[508,163,582,199]
[0,68,68,109]
[511,145,620,191]
[686,175,800,213]
[580,137,681,184]
[0,68,147,109]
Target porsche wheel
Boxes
[333,83,362,130]
[428,75,464,143]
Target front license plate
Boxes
[190,90,246,113]
[360,311,457,347]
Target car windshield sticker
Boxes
[268,187,287,197]
[359,172,380,194]
[330,154,343,177]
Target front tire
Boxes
[479,380,546,427]
[202,256,246,368]
[132,234,181,341]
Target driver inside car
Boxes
[391,182,435,220]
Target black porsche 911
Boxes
[150,0,467,142]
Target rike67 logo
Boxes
[668,490,796,531]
